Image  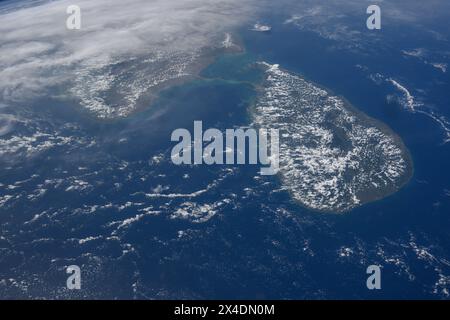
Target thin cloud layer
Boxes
[0,0,260,116]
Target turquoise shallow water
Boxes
[2,30,450,299]
[111,22,450,297]
[228,12,450,298]
[1,1,450,299]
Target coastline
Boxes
[250,62,415,214]
[72,35,415,215]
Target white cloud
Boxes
[0,0,260,117]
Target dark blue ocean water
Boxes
[156,12,450,299]
[117,15,450,298]
[212,13,450,299]
[2,2,450,300]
